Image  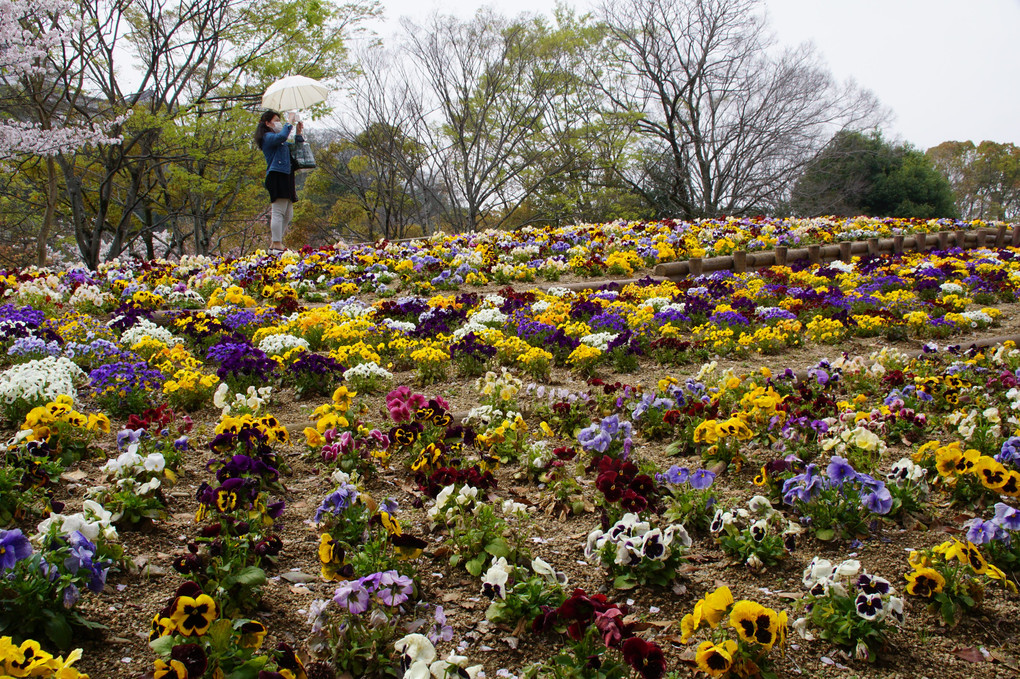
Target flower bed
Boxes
[0,219,1018,679]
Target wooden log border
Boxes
[652,227,1018,280]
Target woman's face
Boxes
[269,115,281,126]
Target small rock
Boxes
[280,571,317,584]
[142,565,167,577]
[61,471,88,482]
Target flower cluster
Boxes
[585,512,691,588]
[680,586,787,678]
[710,495,797,569]
[905,538,1015,626]
[795,558,903,661]
[88,360,165,416]
[0,637,90,678]
[531,588,668,679]
[781,456,892,540]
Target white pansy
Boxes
[531,557,568,586]
[481,557,511,599]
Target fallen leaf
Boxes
[624,619,673,632]
[989,649,1019,671]
[952,647,987,663]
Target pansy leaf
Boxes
[613,574,638,590]
[234,565,268,586]
[465,554,487,577]
[940,599,956,627]
[814,528,835,541]
[149,635,176,655]
[484,538,510,558]
[42,611,73,650]
[226,665,260,679]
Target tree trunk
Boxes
[38,157,58,267]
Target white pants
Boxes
[270,199,293,242]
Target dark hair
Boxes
[254,110,280,149]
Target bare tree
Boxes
[402,9,598,232]
[599,0,883,218]
[324,45,440,240]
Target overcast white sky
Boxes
[366,0,1020,150]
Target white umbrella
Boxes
[261,75,329,111]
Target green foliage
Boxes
[791,130,959,219]
[927,140,1020,221]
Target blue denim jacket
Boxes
[261,124,305,175]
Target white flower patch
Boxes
[382,318,416,334]
[118,318,180,348]
[939,282,964,295]
[468,307,508,327]
[530,300,551,313]
[642,297,673,311]
[257,333,310,357]
[828,260,855,274]
[68,285,112,308]
[168,289,206,306]
[0,356,85,405]
[580,332,619,352]
[343,361,393,381]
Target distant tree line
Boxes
[0,0,1009,269]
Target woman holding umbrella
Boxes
[254,110,303,254]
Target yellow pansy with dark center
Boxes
[431,411,452,427]
[169,593,218,637]
[239,620,267,649]
[695,640,736,678]
[729,600,780,649]
[392,534,427,560]
[935,449,962,477]
[319,534,343,565]
[954,449,980,474]
[10,640,51,672]
[693,420,719,444]
[974,458,1008,490]
[905,567,945,598]
[1001,471,1020,497]
[379,512,402,536]
[415,406,435,422]
[955,540,989,574]
[411,445,440,472]
[150,614,175,641]
[393,426,418,447]
[215,489,238,512]
[154,658,188,679]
